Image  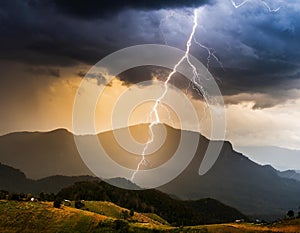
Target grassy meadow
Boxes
[0,200,300,233]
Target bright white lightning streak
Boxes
[231,0,252,8]
[131,0,280,180]
[261,1,280,12]
[130,9,201,181]
[231,0,280,12]
[159,11,224,71]
[193,36,224,71]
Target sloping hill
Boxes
[1,200,300,233]
[159,140,300,218]
[0,163,246,226]
[0,162,97,194]
[82,201,167,225]
[56,180,247,226]
[0,200,167,233]
[0,163,32,193]
[0,201,108,233]
[278,170,300,182]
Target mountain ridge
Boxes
[0,162,98,194]
[0,123,300,219]
[0,162,247,226]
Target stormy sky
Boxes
[0,0,299,168]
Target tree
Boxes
[9,193,20,201]
[53,198,62,208]
[0,190,9,200]
[39,192,45,201]
[19,193,26,200]
[130,209,134,217]
[287,210,294,218]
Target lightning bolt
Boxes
[159,11,224,71]
[131,0,280,181]
[193,36,224,71]
[131,9,202,181]
[231,0,280,12]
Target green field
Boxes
[0,200,299,233]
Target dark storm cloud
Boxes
[211,67,300,96]
[103,0,300,106]
[116,66,203,98]
[0,0,209,67]
[0,0,299,108]
[76,66,194,93]
[77,70,108,86]
[185,0,300,106]
[53,0,209,19]
[77,71,87,78]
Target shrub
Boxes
[114,220,129,233]
[75,200,85,209]
[287,210,295,218]
[121,210,130,220]
[63,200,71,206]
